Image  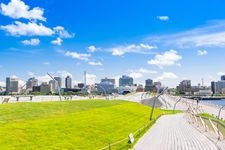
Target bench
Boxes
[2,98,10,104]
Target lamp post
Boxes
[150,87,168,121]
[47,72,62,101]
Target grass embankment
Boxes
[0,100,174,150]
[199,113,225,136]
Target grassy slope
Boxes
[0,100,173,150]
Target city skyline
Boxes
[1,0,225,88]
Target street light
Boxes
[47,72,62,101]
[150,87,168,121]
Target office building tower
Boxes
[119,75,133,86]
[6,77,19,94]
[65,76,72,88]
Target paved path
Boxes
[134,113,219,150]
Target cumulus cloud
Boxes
[27,71,34,76]
[53,26,74,38]
[56,70,72,78]
[0,81,5,87]
[88,61,103,66]
[0,0,46,21]
[65,51,91,61]
[21,38,40,46]
[0,21,54,36]
[148,50,182,68]
[217,72,225,76]
[108,43,157,56]
[51,37,63,46]
[155,72,178,81]
[36,75,51,84]
[157,16,169,21]
[87,45,99,53]
[197,50,208,56]
[129,68,157,79]
[129,72,143,79]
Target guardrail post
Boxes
[200,116,208,131]
[209,119,219,136]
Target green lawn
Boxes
[0,100,174,150]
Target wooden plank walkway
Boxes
[134,114,219,150]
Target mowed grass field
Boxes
[0,100,174,150]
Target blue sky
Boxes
[0,0,225,87]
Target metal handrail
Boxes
[150,87,168,120]
[173,97,182,113]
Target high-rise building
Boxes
[119,75,133,86]
[65,76,72,88]
[96,81,115,94]
[78,83,85,89]
[26,77,38,90]
[49,80,56,93]
[145,79,153,86]
[101,78,115,85]
[211,80,225,94]
[40,82,50,94]
[221,75,225,81]
[54,77,62,88]
[177,80,191,94]
[6,77,19,94]
[145,79,153,92]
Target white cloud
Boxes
[148,50,182,68]
[51,37,63,46]
[155,72,178,81]
[53,26,74,38]
[0,0,46,21]
[43,62,50,65]
[147,20,225,48]
[137,68,158,74]
[217,72,225,76]
[129,68,158,79]
[0,81,5,87]
[108,43,157,56]
[65,51,91,61]
[21,38,40,46]
[197,50,208,56]
[27,71,34,76]
[0,21,54,36]
[36,75,51,84]
[129,72,143,79]
[87,45,99,53]
[88,61,103,66]
[56,70,72,78]
[157,16,169,21]
[86,73,96,85]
